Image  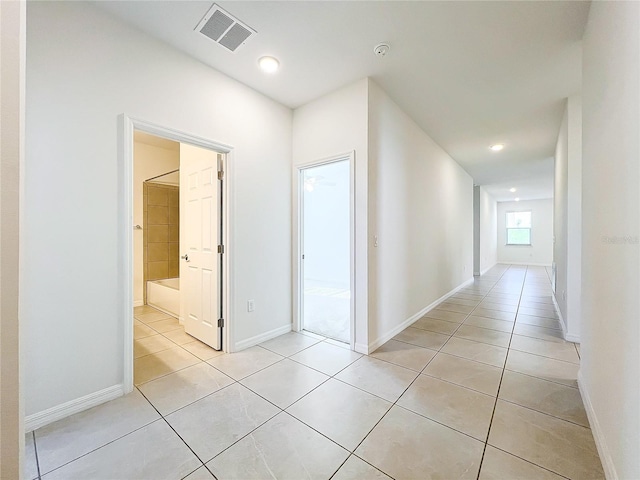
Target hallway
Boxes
[25,265,603,479]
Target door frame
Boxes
[119,115,233,393]
[293,152,355,350]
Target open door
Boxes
[179,143,223,350]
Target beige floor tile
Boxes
[36,389,160,475]
[332,455,392,480]
[134,321,156,340]
[516,313,561,330]
[437,302,476,314]
[134,347,200,385]
[356,406,484,479]
[464,315,514,333]
[134,334,176,358]
[451,293,485,301]
[444,296,480,307]
[138,363,234,415]
[42,420,200,480]
[166,383,279,462]
[479,446,565,480]
[488,400,604,479]
[413,316,460,335]
[163,328,198,345]
[520,299,557,309]
[147,316,182,333]
[454,324,512,348]
[335,356,418,402]
[180,340,223,361]
[325,338,352,349]
[287,378,391,451]
[479,301,518,313]
[289,341,362,376]
[136,311,173,324]
[206,346,283,380]
[423,352,503,396]
[183,466,215,479]
[499,371,588,426]
[206,412,349,479]
[259,331,322,356]
[25,432,38,480]
[393,327,450,350]
[472,308,516,322]
[510,334,579,364]
[423,309,468,323]
[240,359,329,408]
[513,323,565,342]
[518,306,559,320]
[520,295,554,306]
[505,350,578,387]
[441,337,508,367]
[134,305,160,316]
[483,295,520,305]
[370,339,437,371]
[397,375,495,440]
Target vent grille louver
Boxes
[195,4,256,53]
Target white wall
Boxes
[24,2,292,418]
[479,187,497,274]
[292,79,369,352]
[553,95,582,341]
[367,80,473,351]
[581,2,640,478]
[497,199,553,266]
[133,141,180,306]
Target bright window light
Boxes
[506,211,531,245]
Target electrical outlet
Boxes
[247,299,255,312]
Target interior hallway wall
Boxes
[497,199,553,266]
[24,2,292,420]
[479,186,498,274]
[367,80,473,351]
[580,1,640,478]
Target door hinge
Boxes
[217,318,224,328]
[218,244,225,254]
[218,169,224,180]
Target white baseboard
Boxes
[233,324,292,352]
[578,372,617,480]
[498,262,552,267]
[366,277,474,354]
[354,342,369,355]
[552,292,581,343]
[133,300,144,307]
[147,302,178,319]
[25,384,124,432]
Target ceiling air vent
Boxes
[195,4,256,53]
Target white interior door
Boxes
[180,143,222,350]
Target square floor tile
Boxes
[287,379,391,451]
[412,316,460,335]
[134,334,176,358]
[180,340,224,361]
[332,455,392,480]
[42,420,200,480]
[138,363,234,415]
[25,432,38,480]
[518,306,558,319]
[516,313,560,329]
[393,327,450,350]
[36,389,160,475]
[472,308,516,322]
[479,301,518,313]
[206,413,349,479]
[134,305,159,316]
[147,317,182,334]
[240,359,329,408]
[134,322,156,340]
[336,356,418,402]
[488,400,604,479]
[513,323,564,342]
[505,350,578,387]
[423,352,503,396]
[165,383,279,462]
[183,466,215,479]
[356,406,484,479]
[370,340,437,371]
[135,311,173,323]
[422,309,468,323]
[444,297,480,307]
[499,370,588,426]
[453,324,511,348]
[289,341,361,376]
[509,335,579,364]
[464,315,514,333]
[441,337,508,367]
[163,328,198,345]
[397,375,495,440]
[437,302,476,314]
[479,446,565,480]
[259,331,322,357]
[134,347,200,385]
[206,346,283,380]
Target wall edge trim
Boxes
[578,371,618,480]
[234,324,291,352]
[25,385,124,432]
[497,262,552,267]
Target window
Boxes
[506,211,531,245]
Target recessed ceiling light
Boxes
[490,144,504,151]
[510,187,517,192]
[515,197,520,202]
[258,56,279,73]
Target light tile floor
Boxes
[25,265,604,479]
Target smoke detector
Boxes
[195,4,256,53]
[374,43,390,57]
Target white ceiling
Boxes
[98,1,590,200]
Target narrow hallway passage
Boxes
[25,265,603,479]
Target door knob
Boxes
[181,254,189,262]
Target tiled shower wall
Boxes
[143,183,179,303]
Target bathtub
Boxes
[147,278,180,318]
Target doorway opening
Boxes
[298,155,354,344]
